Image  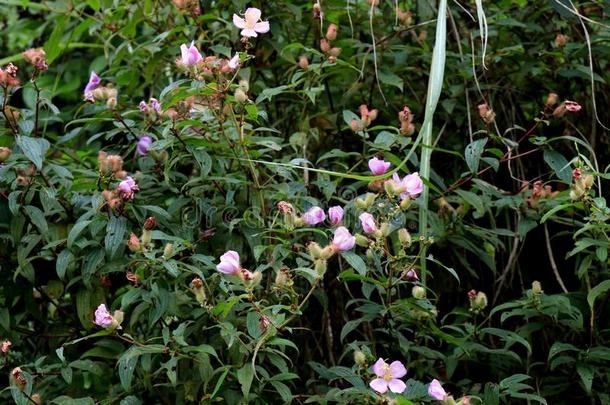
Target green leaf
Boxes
[24,205,48,234]
[270,380,292,403]
[341,251,368,275]
[587,279,610,309]
[56,249,73,279]
[576,364,594,394]
[118,347,139,392]
[44,15,67,64]
[86,0,101,11]
[543,150,571,184]
[16,136,50,169]
[67,220,92,248]
[105,215,126,259]
[465,138,488,173]
[237,363,254,398]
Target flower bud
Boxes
[582,174,594,189]
[0,147,12,161]
[545,92,558,107]
[308,242,323,259]
[379,222,390,237]
[314,259,327,277]
[1,340,11,353]
[320,245,335,260]
[349,118,360,132]
[31,393,42,405]
[532,280,543,295]
[473,291,488,310]
[192,277,206,305]
[112,310,124,327]
[555,33,568,47]
[320,38,331,53]
[127,233,141,252]
[275,269,290,287]
[399,196,412,211]
[412,285,426,299]
[298,55,309,70]
[326,23,338,41]
[355,234,369,247]
[141,229,152,245]
[260,315,270,332]
[238,79,249,93]
[235,88,248,103]
[106,97,117,109]
[328,47,342,57]
[353,350,367,366]
[11,367,26,390]
[398,228,412,247]
[144,216,156,230]
[163,243,174,259]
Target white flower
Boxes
[233,8,270,37]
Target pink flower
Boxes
[179,41,203,66]
[150,98,161,113]
[428,379,448,400]
[217,250,241,274]
[136,135,153,156]
[328,206,343,225]
[332,226,356,252]
[94,304,114,328]
[117,176,139,200]
[233,8,270,37]
[228,53,240,70]
[138,100,148,113]
[303,206,326,225]
[370,358,407,394]
[405,269,419,281]
[359,212,377,234]
[1,340,11,353]
[83,71,101,101]
[368,157,391,175]
[564,100,581,112]
[392,172,424,200]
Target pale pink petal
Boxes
[241,28,258,37]
[244,7,262,23]
[222,250,240,263]
[372,358,386,377]
[180,44,189,63]
[370,378,388,394]
[217,262,237,274]
[233,14,246,29]
[254,21,270,33]
[388,378,406,393]
[389,361,407,378]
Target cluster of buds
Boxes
[398,106,415,136]
[103,176,139,210]
[0,63,20,88]
[545,93,582,117]
[523,180,559,208]
[171,0,201,16]
[98,151,127,178]
[89,84,119,109]
[570,167,594,201]
[139,97,162,117]
[176,42,240,80]
[350,105,379,132]
[22,48,48,72]
[319,23,341,63]
[477,103,495,124]
[15,165,36,186]
[191,277,207,305]
[468,289,488,314]
[307,226,356,277]
[216,251,263,289]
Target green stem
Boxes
[418,0,448,286]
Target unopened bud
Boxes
[326,23,338,41]
[582,174,594,189]
[353,350,367,366]
[308,242,323,259]
[399,196,412,210]
[398,228,412,247]
[0,147,12,161]
[532,280,543,295]
[11,367,26,390]
[298,55,309,70]
[235,88,248,103]
[314,259,327,277]
[238,79,249,93]
[31,393,42,405]
[320,38,331,53]
[144,216,156,230]
[474,291,488,310]
[163,243,174,259]
[127,233,141,252]
[412,285,426,299]
[545,92,558,107]
[355,234,369,247]
[141,229,152,245]
[328,47,342,57]
[275,269,290,287]
[106,97,117,109]
[260,315,270,332]
[555,33,568,47]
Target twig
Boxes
[543,223,568,293]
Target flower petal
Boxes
[233,14,246,29]
[244,7,262,23]
[372,358,386,377]
[370,378,388,394]
[389,361,407,378]
[388,378,406,394]
[241,28,258,37]
[254,21,270,33]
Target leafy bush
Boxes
[0,0,609,404]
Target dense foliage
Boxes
[1,0,609,404]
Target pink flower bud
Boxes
[332,226,356,252]
[136,135,153,156]
[368,157,391,175]
[359,212,377,234]
[328,206,343,225]
[326,23,338,41]
[138,100,148,113]
[83,71,101,101]
[117,176,139,201]
[428,379,448,400]
[94,304,114,328]
[302,206,326,225]
[179,41,203,66]
[1,340,11,353]
[320,38,331,53]
[150,98,161,113]
[217,250,241,275]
